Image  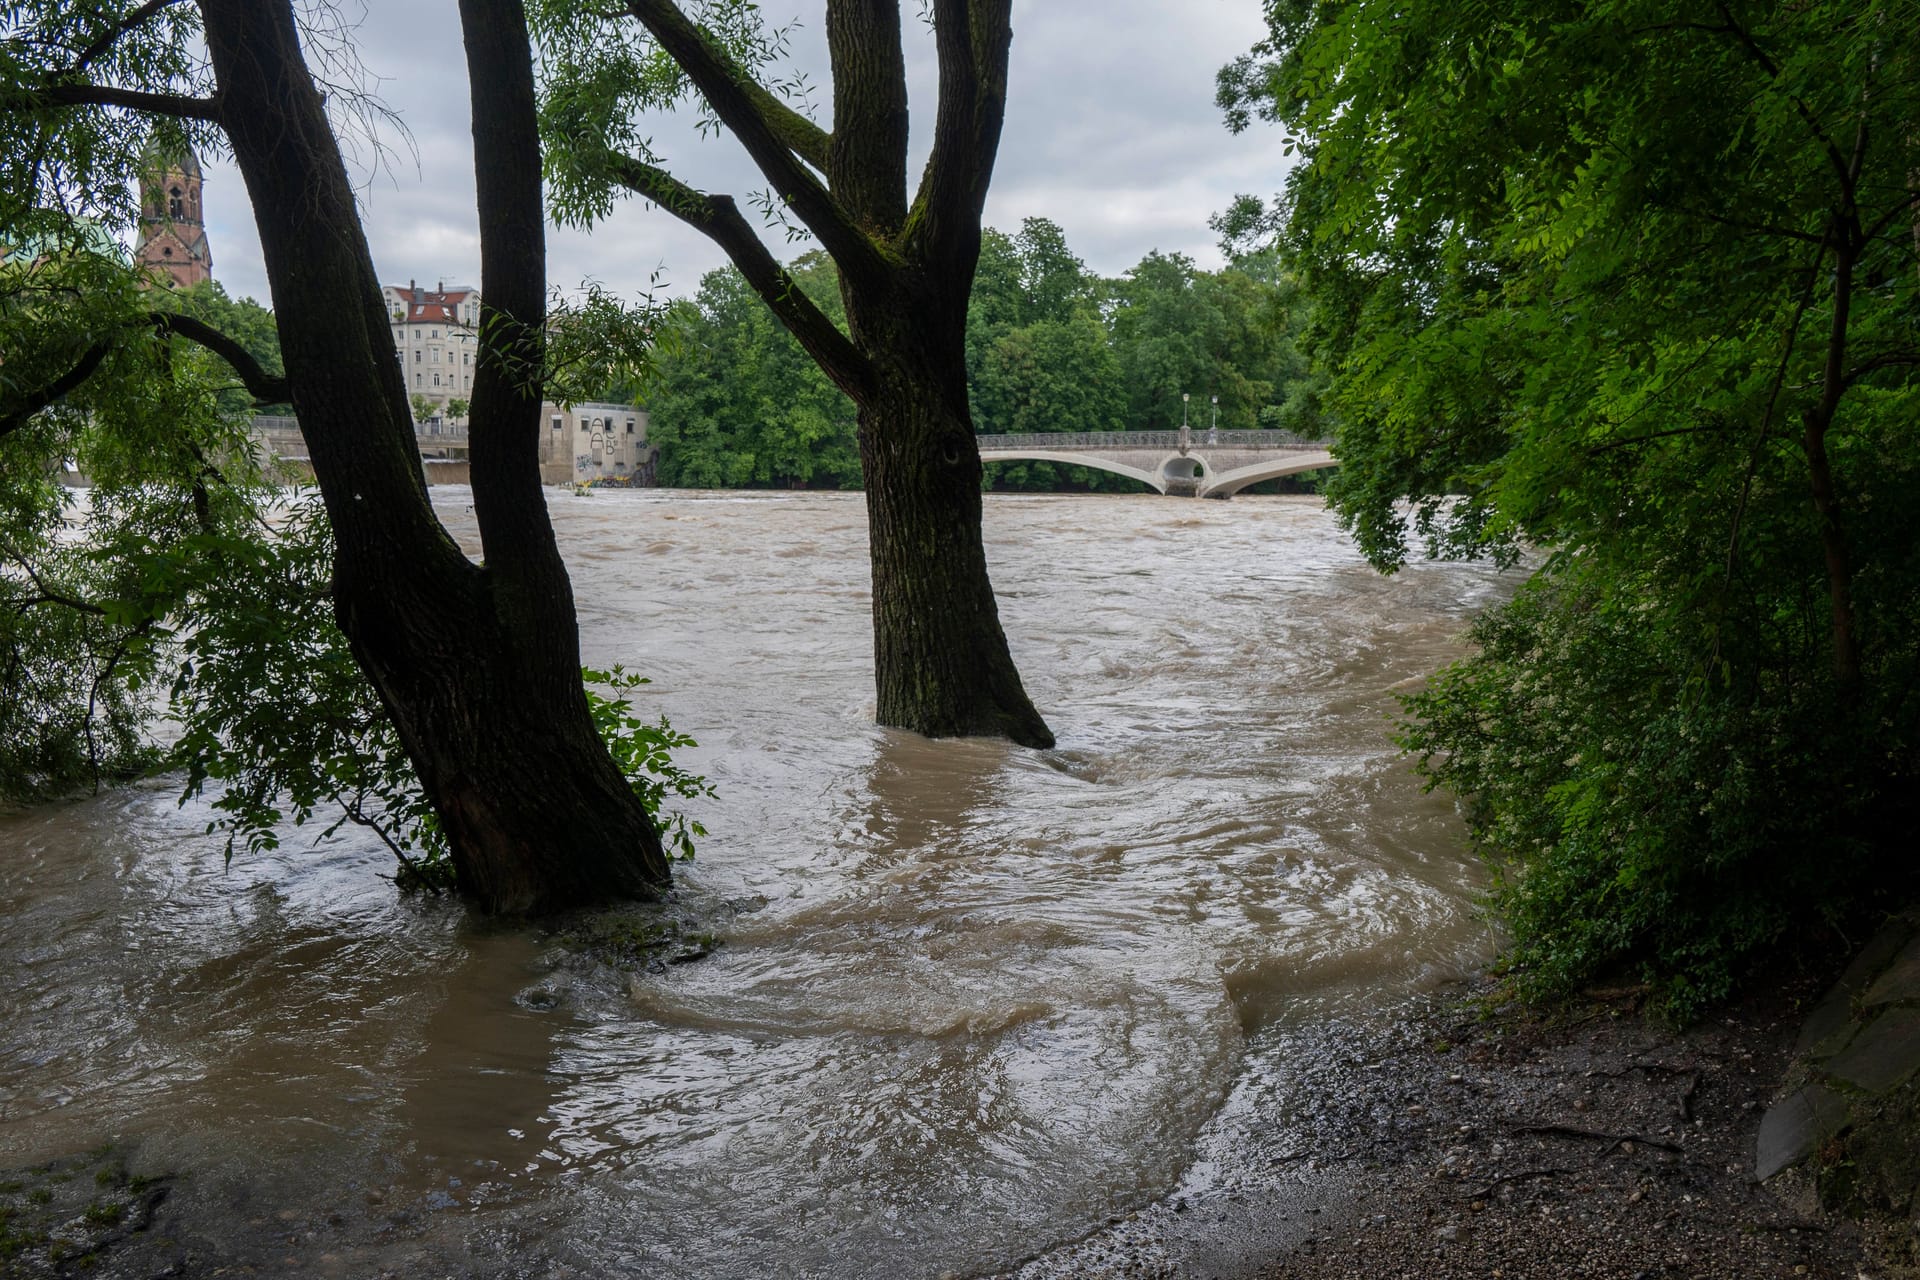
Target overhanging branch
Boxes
[149,312,291,402]
[20,82,222,122]
[622,0,888,288]
[0,341,111,441]
[60,0,193,80]
[605,150,872,396]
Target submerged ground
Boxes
[12,490,1902,1277]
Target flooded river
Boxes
[0,490,1511,1277]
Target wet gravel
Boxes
[1015,974,1917,1280]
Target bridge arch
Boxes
[1198,450,1337,498]
[976,449,1167,493]
[974,432,1337,498]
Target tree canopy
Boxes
[638,217,1321,493]
[1221,0,1920,1014]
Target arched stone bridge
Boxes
[975,428,1335,498]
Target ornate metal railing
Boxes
[974,429,1330,452]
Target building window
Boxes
[413,373,421,387]
[626,419,636,435]
[168,186,183,218]
[550,416,563,432]
[579,420,588,433]
[433,373,441,387]
[430,329,439,339]
[414,350,422,363]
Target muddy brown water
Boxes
[0,491,1511,1277]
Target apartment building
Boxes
[382,281,480,412]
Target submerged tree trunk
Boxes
[200,0,669,913]
[856,337,1053,744]
[588,0,1055,749]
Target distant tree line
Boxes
[641,217,1327,492]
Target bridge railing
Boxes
[974,429,1331,452]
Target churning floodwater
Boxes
[0,490,1512,1277]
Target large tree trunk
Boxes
[199,0,669,913]
[847,269,1052,747]
[858,366,1053,747]
[602,0,1053,749]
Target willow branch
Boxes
[744,80,830,174]
[148,312,291,402]
[824,0,909,230]
[60,0,192,80]
[0,342,111,441]
[908,0,1012,264]
[23,82,222,122]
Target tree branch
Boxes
[744,79,831,174]
[621,0,888,287]
[2,552,106,617]
[22,81,222,122]
[906,0,1013,266]
[825,0,909,232]
[148,312,291,402]
[604,150,873,396]
[59,0,192,80]
[1841,350,1920,388]
[1862,189,1920,242]
[1654,198,1824,245]
[1708,0,1857,209]
[0,342,111,441]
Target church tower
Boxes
[133,147,212,288]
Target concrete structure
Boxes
[1758,908,1920,1215]
[249,404,655,488]
[133,146,212,288]
[975,428,1335,498]
[382,281,480,413]
[542,402,655,485]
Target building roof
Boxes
[142,141,202,182]
[385,281,478,326]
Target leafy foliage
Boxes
[639,218,1320,492]
[582,666,714,863]
[168,501,714,889]
[643,255,861,489]
[0,248,266,801]
[1225,0,1920,1016]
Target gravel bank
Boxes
[1012,973,1916,1280]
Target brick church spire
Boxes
[133,146,212,288]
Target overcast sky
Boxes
[196,1,1289,304]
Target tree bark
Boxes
[199,0,669,913]
[611,0,1053,748]
[1804,228,1862,695]
[853,294,1053,745]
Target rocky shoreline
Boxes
[1012,959,1918,1280]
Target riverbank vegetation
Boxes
[640,217,1325,492]
[3,0,681,912]
[1219,0,1920,1018]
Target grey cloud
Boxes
[200,0,1291,306]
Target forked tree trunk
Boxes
[199,0,669,913]
[603,0,1055,749]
